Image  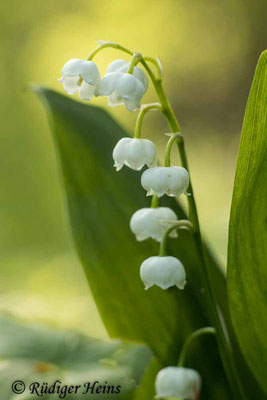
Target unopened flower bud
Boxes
[141,166,190,197]
[140,256,186,290]
[155,367,201,400]
[130,207,178,242]
[113,138,157,171]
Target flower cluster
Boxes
[58,48,191,293]
[59,43,202,399]
[59,58,148,111]
[112,133,189,291]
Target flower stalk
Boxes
[159,220,194,256]
[151,195,159,208]
[142,56,163,81]
[127,52,142,74]
[134,103,162,138]
[164,133,184,167]
[86,41,133,61]
[177,327,216,367]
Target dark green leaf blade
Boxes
[0,315,152,400]
[35,87,236,398]
[227,50,267,394]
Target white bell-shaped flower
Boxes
[113,138,157,171]
[96,60,148,111]
[155,367,201,400]
[130,207,178,242]
[141,166,190,197]
[58,59,100,100]
[140,256,186,290]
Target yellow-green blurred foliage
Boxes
[0,0,266,336]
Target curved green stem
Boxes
[178,327,216,367]
[127,52,142,74]
[159,220,194,256]
[164,135,176,167]
[143,56,163,80]
[164,133,183,167]
[134,103,162,138]
[86,42,133,61]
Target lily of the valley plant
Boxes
[58,40,245,399]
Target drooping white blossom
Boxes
[96,60,148,111]
[140,256,186,290]
[106,59,148,90]
[155,367,201,400]
[130,207,178,242]
[141,166,190,197]
[58,59,100,100]
[113,138,157,171]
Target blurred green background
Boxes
[0,0,266,337]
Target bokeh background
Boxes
[0,0,266,337]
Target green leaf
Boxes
[35,87,239,398]
[0,315,152,400]
[227,50,267,394]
